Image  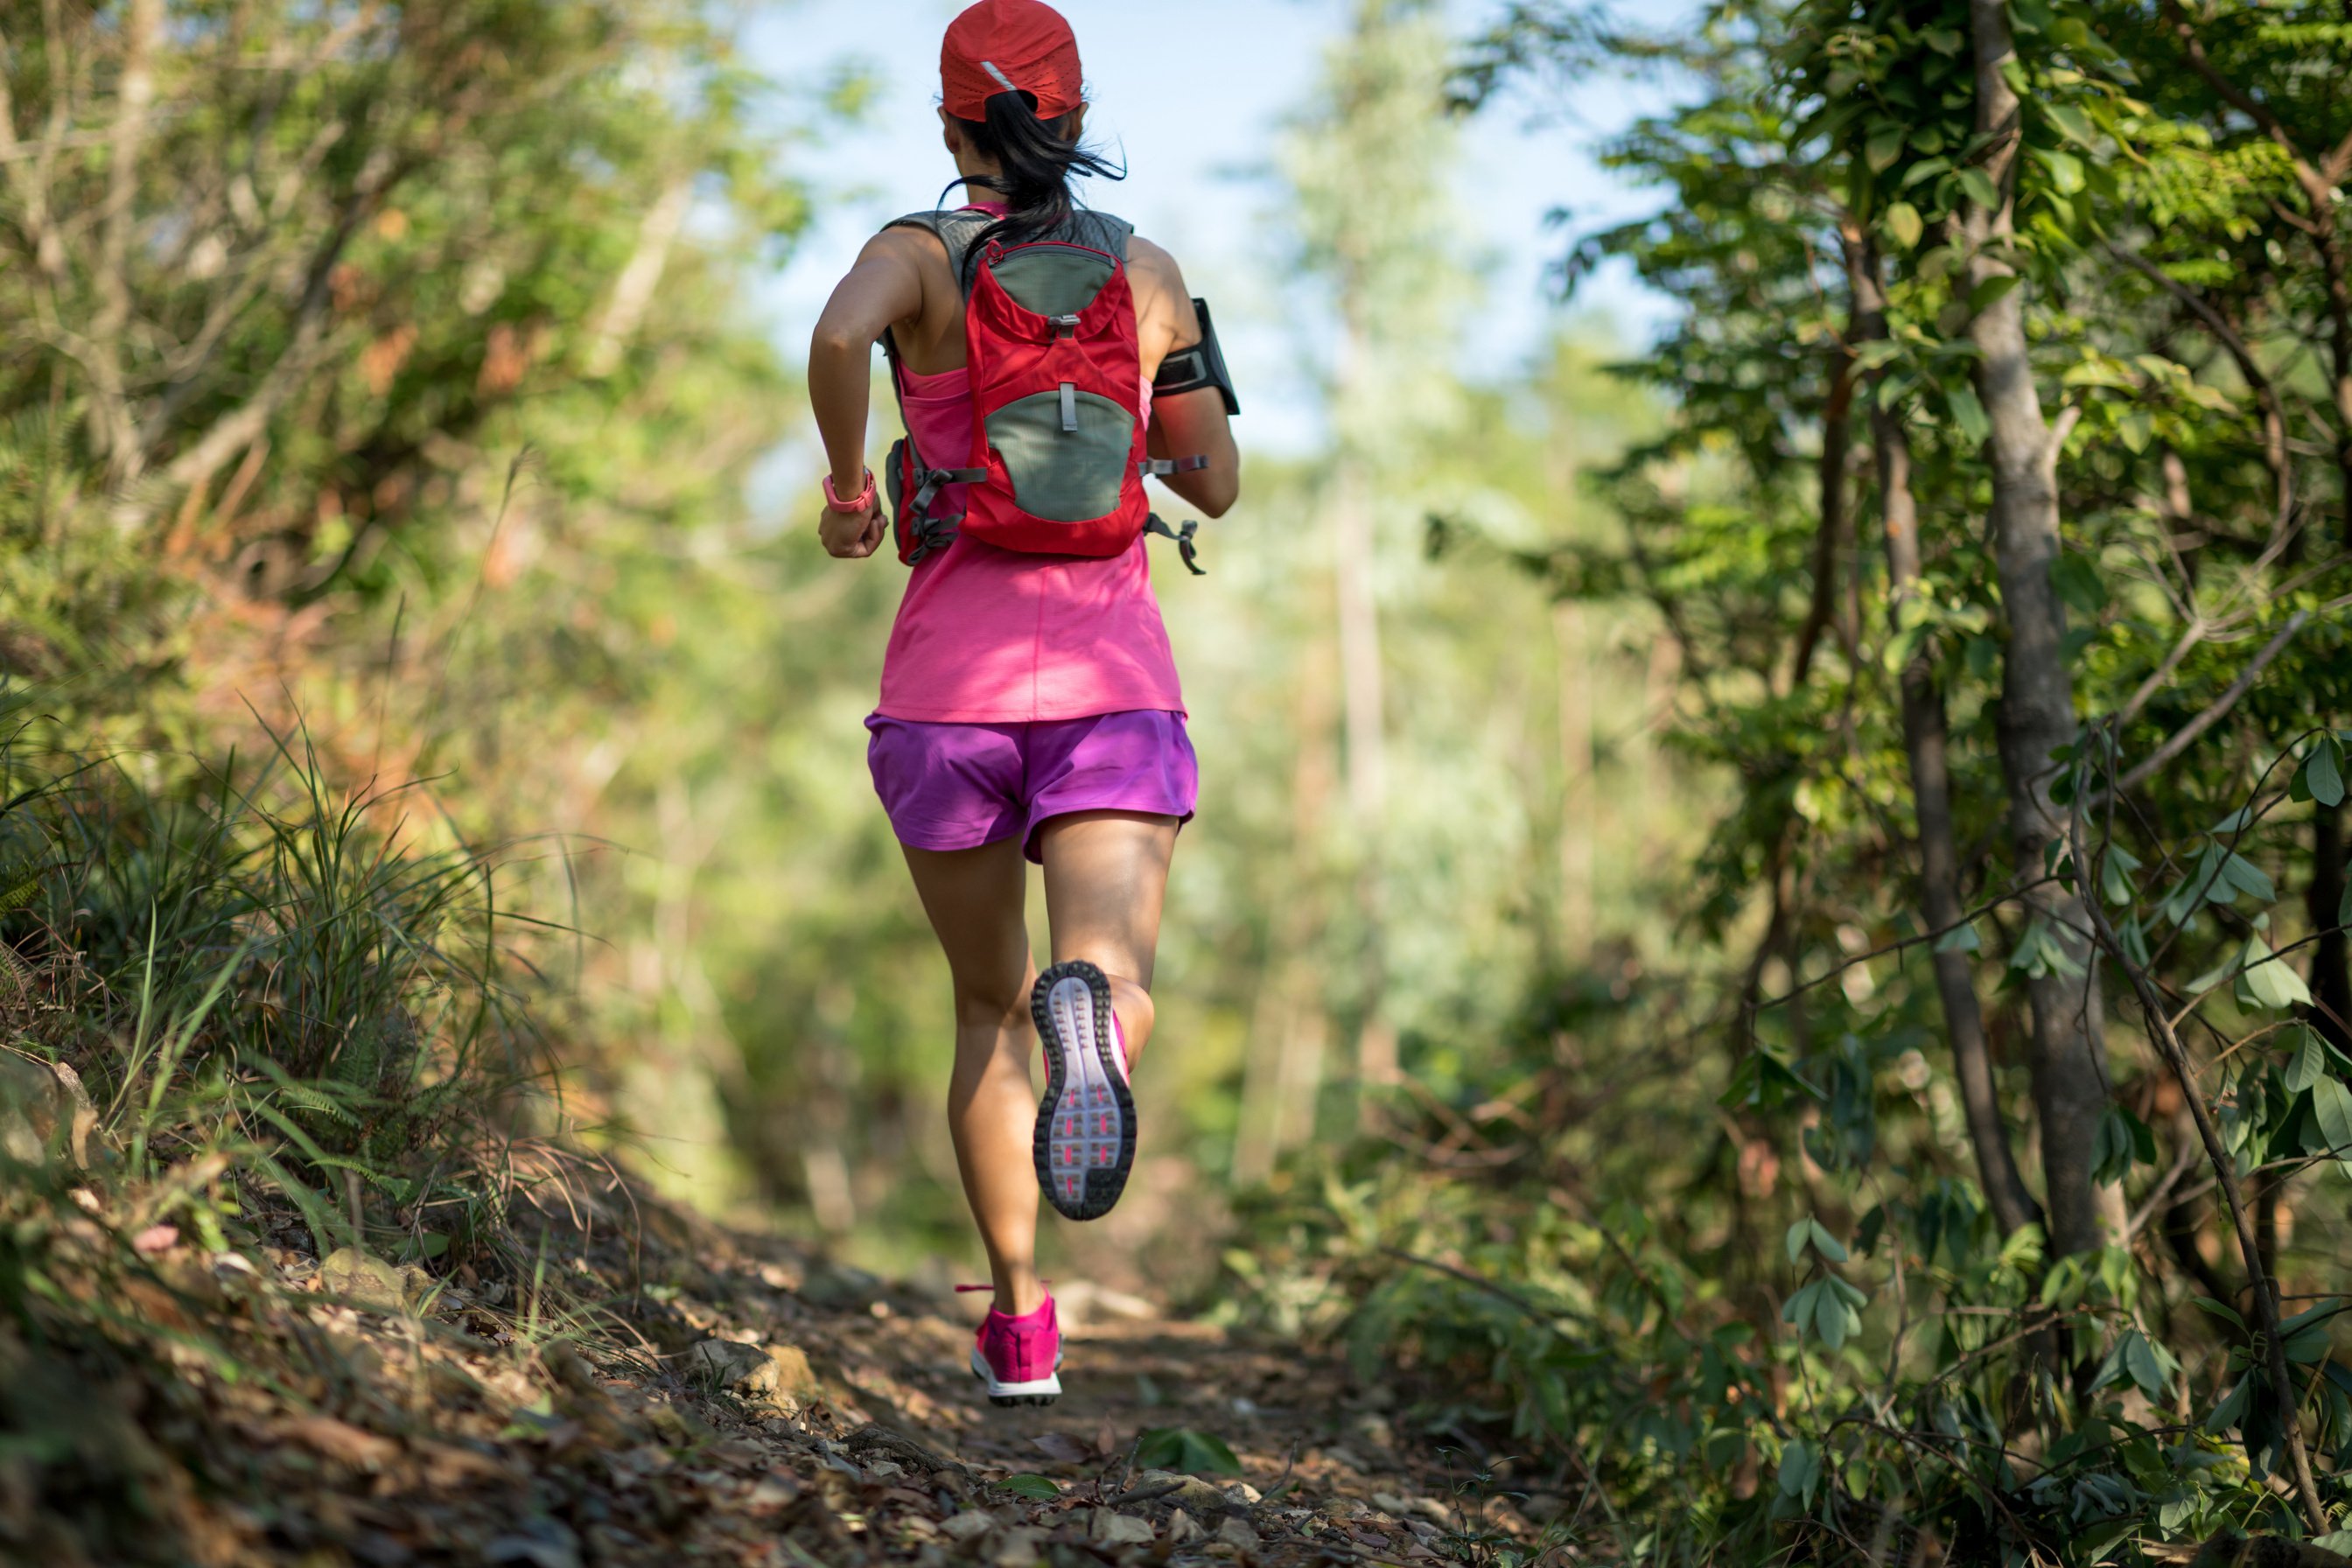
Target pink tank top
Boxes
[874,263,1185,725]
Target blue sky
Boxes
[746,0,1697,452]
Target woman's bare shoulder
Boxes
[1124,233,1200,346]
[1124,233,1186,294]
[861,222,951,271]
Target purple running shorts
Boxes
[864,710,1199,864]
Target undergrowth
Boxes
[1232,740,2352,1566]
[0,680,601,1357]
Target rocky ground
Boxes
[4,1180,1544,1568]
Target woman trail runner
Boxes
[806,0,1240,1408]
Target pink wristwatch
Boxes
[823,468,877,514]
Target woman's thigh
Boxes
[900,836,1032,1020]
[1036,809,1178,982]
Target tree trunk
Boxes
[93,0,164,481]
[2313,805,2351,1046]
[1964,0,2120,1256]
[1233,634,1341,1183]
[1554,601,1594,965]
[1790,355,1856,689]
[1334,299,1396,1104]
[1848,231,2041,1240]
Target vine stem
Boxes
[2067,763,2328,1534]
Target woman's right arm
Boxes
[1129,237,1239,519]
[808,234,927,557]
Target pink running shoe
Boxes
[1031,960,1135,1221]
[961,1287,1063,1407]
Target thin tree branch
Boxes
[2110,611,2310,796]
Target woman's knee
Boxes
[951,976,1031,1033]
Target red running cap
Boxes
[941,0,1083,122]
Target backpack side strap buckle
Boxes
[1144,513,1206,577]
[903,466,991,564]
[1138,456,1210,478]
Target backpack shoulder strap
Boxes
[1063,210,1134,262]
[884,208,999,298]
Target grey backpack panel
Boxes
[986,388,1136,522]
[989,245,1118,318]
[886,208,1133,298]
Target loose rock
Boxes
[319,1248,407,1313]
[685,1338,822,1411]
[1138,1467,1228,1511]
[989,1524,1044,1566]
[798,1260,882,1309]
[1089,1508,1155,1547]
[940,1510,996,1543]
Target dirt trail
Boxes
[10,1192,1528,1568]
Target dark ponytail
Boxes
[947,88,1124,284]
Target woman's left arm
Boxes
[808,234,927,557]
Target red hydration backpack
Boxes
[881,206,1204,571]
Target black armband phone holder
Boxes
[1151,298,1239,416]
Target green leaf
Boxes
[1134,1427,1242,1475]
[1809,1218,1848,1263]
[2050,552,2105,615]
[1956,165,2000,212]
[994,1474,1062,1501]
[1785,1218,1811,1265]
[1948,384,1991,445]
[2206,1379,2251,1433]
[1886,200,1924,249]
[2076,1518,2140,1561]
[2091,1104,2152,1186]
[2284,1026,2328,1095]
[1967,274,2023,315]
[2308,737,2346,808]
[2046,102,2097,146]
[2238,935,2312,1012]
[2118,915,2153,968]
[1866,125,1905,172]
[2221,853,2275,906]
[1778,1438,1820,1502]
[2090,1328,2169,1399]
[1815,1286,1854,1351]
[2033,147,2084,195]
[1720,1050,1823,1110]
[2099,843,2143,906]
[2118,408,2153,454]
[2189,1296,2245,1332]
[1932,920,1981,954]
[2311,1076,2352,1179]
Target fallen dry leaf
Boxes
[281,1416,399,1472]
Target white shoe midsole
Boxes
[1044,976,1124,1200]
[970,1347,1062,1396]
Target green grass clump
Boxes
[0,682,563,1284]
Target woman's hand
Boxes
[819,492,886,558]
